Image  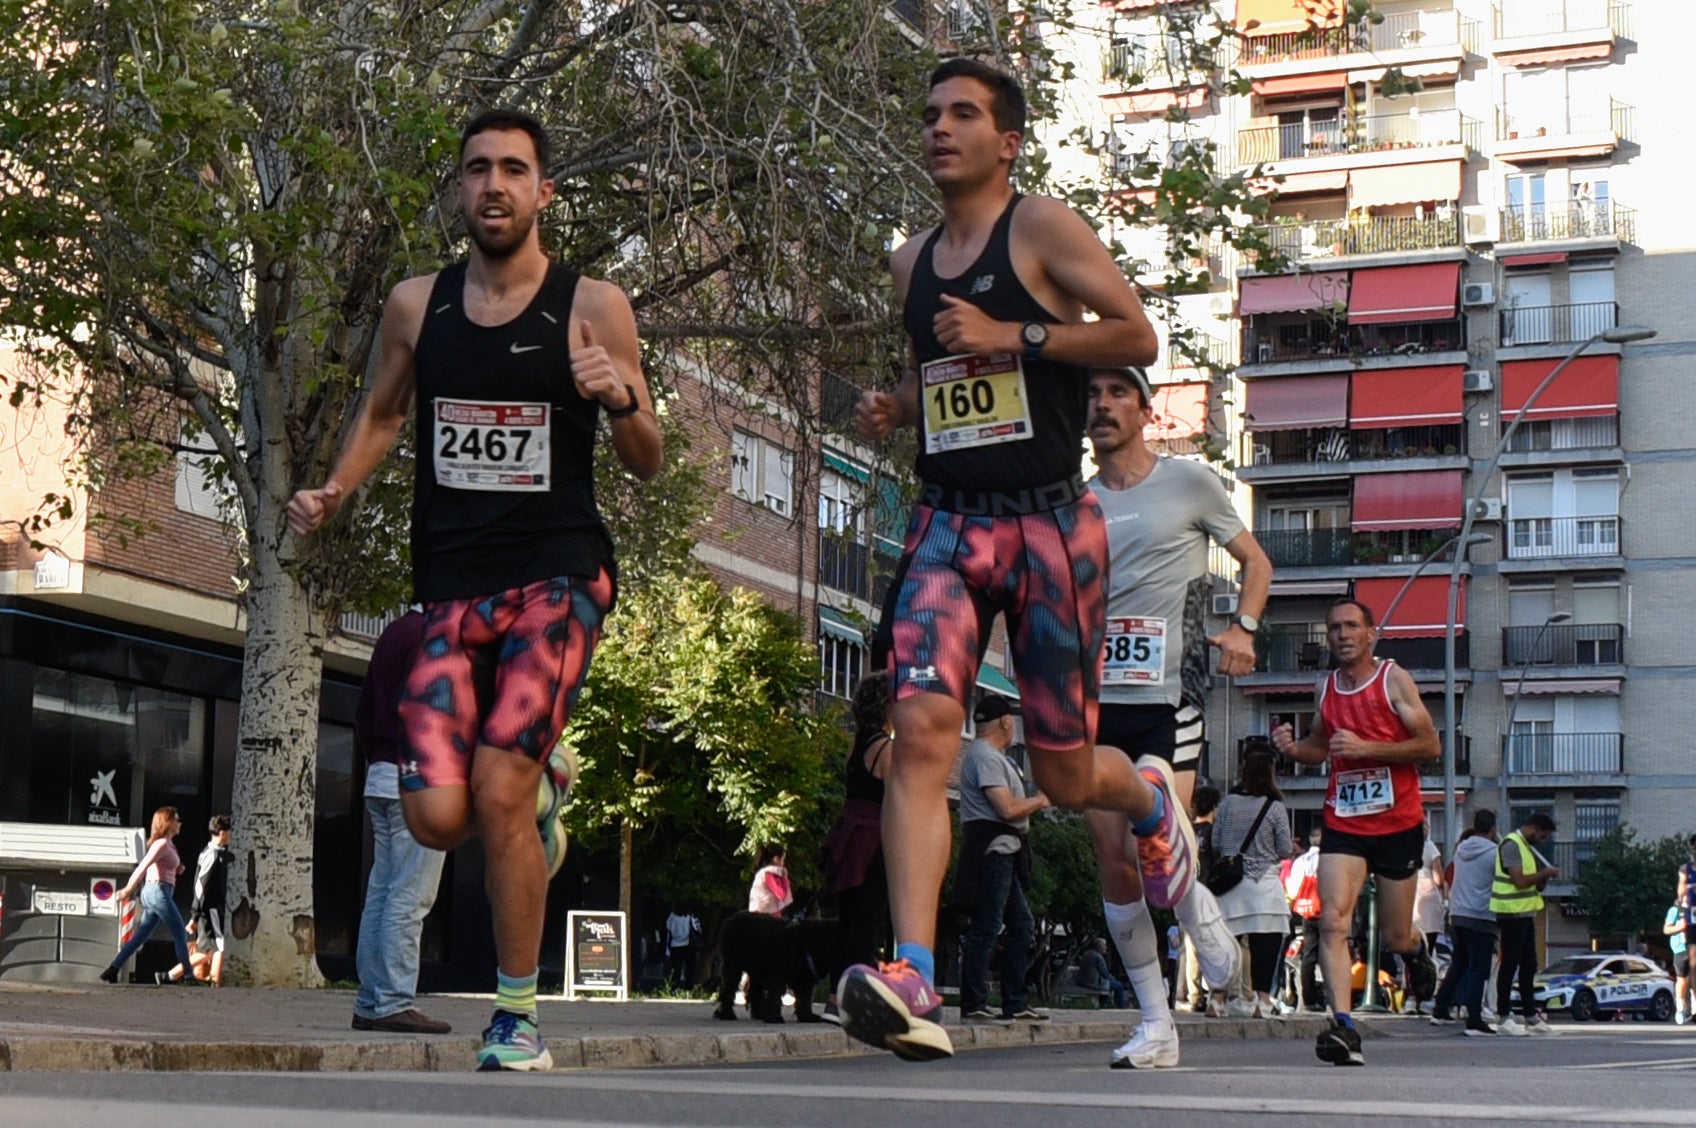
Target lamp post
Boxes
[1376,530,1494,634]
[1498,611,1573,820]
[1442,325,1655,849]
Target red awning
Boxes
[1499,44,1614,68]
[1501,251,1568,267]
[1148,382,1208,443]
[1500,356,1619,421]
[1349,161,1463,209]
[1347,263,1460,324]
[1502,679,1621,696]
[1351,471,1463,532]
[1239,271,1349,315]
[1355,575,1467,638]
[1104,87,1211,117]
[1236,0,1341,36]
[1255,169,1351,196]
[1244,374,1349,431]
[1350,366,1465,428]
[1253,72,1348,96]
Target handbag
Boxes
[1203,796,1274,896]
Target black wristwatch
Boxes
[603,383,640,419]
[1234,612,1260,634]
[1020,321,1049,360]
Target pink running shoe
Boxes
[1131,755,1197,908]
[836,960,953,1062]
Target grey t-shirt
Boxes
[1089,457,1246,707]
[957,739,1030,839]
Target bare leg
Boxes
[1373,875,1422,955]
[1317,854,1367,1016]
[471,746,548,978]
[1028,742,1156,818]
[1085,809,1144,904]
[402,784,477,852]
[882,694,964,952]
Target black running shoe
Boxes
[1315,1020,1364,1066]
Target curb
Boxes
[0,1013,1383,1073]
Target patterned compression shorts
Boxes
[398,570,614,791]
[884,498,1106,752]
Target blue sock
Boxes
[1130,786,1166,837]
[1333,1012,1355,1030]
[895,942,935,986]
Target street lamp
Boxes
[1441,325,1656,847]
[1376,530,1494,633]
[1498,611,1573,820]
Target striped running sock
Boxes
[496,969,539,1020]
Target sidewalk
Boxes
[0,983,1397,1073]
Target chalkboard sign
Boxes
[565,910,627,1000]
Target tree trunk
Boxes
[620,819,634,923]
[225,515,325,987]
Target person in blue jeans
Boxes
[1430,809,1498,1035]
[101,807,196,984]
[954,695,1051,1023]
[351,610,451,1035]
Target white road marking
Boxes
[0,1102,625,1128]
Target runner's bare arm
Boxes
[1022,196,1158,367]
[572,278,663,480]
[1273,712,1330,765]
[1208,530,1272,677]
[1330,665,1441,763]
[286,277,427,537]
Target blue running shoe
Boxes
[476,1010,552,1072]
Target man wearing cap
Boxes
[955,693,1051,1024]
[1084,365,1273,1068]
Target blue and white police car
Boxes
[1520,952,1678,1022]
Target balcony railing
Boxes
[1506,513,1621,559]
[1500,202,1634,245]
[1243,425,1464,469]
[1260,528,1354,568]
[1237,109,1478,165]
[1494,0,1630,41]
[819,531,897,605]
[1245,317,1464,365]
[1501,415,1619,452]
[1504,732,1624,776]
[891,0,924,30]
[1274,735,1471,778]
[1253,213,1462,267]
[1242,7,1476,65]
[1502,622,1623,666]
[1258,625,1331,673]
[822,372,861,427]
[1498,98,1635,144]
[1499,301,1617,347]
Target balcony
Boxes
[1251,213,1462,268]
[1272,735,1471,785]
[1260,528,1354,569]
[822,372,861,428]
[1501,415,1619,454]
[1502,622,1624,667]
[1241,7,1478,67]
[890,0,924,31]
[1493,0,1630,42]
[1375,634,1468,671]
[1258,624,1331,673]
[818,531,896,606]
[1495,99,1634,161]
[1237,110,1479,165]
[1243,425,1464,470]
[1499,301,1617,348]
[1504,732,1624,777]
[1499,202,1635,247]
[1505,513,1620,561]
[1244,317,1464,367]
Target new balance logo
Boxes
[968,274,995,295]
[906,665,939,683]
[510,343,544,354]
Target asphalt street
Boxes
[5,1019,1696,1127]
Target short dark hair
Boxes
[1328,597,1376,627]
[1472,809,1497,835]
[1191,784,1222,818]
[1524,813,1557,834]
[209,815,231,834]
[928,58,1027,136]
[460,109,551,174]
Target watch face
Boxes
[1022,322,1048,347]
[1238,614,1259,632]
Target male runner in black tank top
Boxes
[288,109,662,1073]
[840,59,1201,1064]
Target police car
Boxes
[1518,952,1678,1022]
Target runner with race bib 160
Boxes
[1270,598,1440,1067]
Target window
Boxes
[730,431,793,516]
[819,628,866,700]
[1568,266,1616,336]
[1501,272,1552,346]
[945,0,983,40]
[175,423,236,520]
[1505,172,1546,238]
[817,469,861,537]
[1574,800,1620,871]
[1506,469,1618,558]
[1275,104,1343,159]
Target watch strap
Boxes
[604,383,640,419]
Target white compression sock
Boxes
[1104,898,1171,1027]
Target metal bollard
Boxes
[1358,875,1389,1013]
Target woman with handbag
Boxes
[1206,748,1292,1018]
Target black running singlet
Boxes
[411,261,614,602]
[902,194,1090,495]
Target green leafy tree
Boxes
[1575,826,1688,945]
[562,576,845,921]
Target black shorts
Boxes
[1319,822,1425,881]
[1676,950,1690,978]
[1097,702,1203,771]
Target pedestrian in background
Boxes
[749,845,792,916]
[351,609,451,1035]
[1285,825,1324,1011]
[1210,748,1292,1018]
[821,671,894,1023]
[163,815,231,986]
[1663,899,1690,1025]
[1432,809,1499,1036]
[664,906,701,990]
[1492,812,1559,1036]
[1078,937,1129,1009]
[101,807,196,985]
[1180,784,1222,1010]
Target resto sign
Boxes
[565,910,627,1000]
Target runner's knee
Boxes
[402,789,472,851]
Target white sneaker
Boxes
[1526,1016,1560,1036]
[1482,1006,1498,1022]
[1174,882,1240,987]
[1677,1011,1689,1026]
[1498,1015,1529,1037]
[1225,998,1258,1019]
[1110,1020,1180,1069]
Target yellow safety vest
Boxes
[1490,830,1544,916]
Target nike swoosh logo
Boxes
[510,343,543,354]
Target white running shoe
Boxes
[1526,1016,1560,1036]
[1174,881,1240,988]
[1109,1020,1180,1069]
[1497,1015,1529,1037]
[1225,998,1258,1018]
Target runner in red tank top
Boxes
[1271,598,1440,1067]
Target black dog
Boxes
[713,911,833,1024]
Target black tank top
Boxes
[902,194,1090,495]
[411,261,614,602]
[844,728,888,804]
